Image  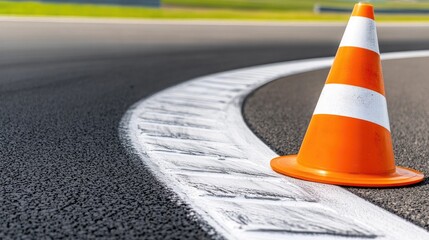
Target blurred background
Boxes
[1,0,429,21]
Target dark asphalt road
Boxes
[244,57,429,231]
[1,19,429,239]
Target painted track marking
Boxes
[4,17,429,27]
[121,50,429,240]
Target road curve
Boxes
[1,18,429,239]
[243,56,429,232]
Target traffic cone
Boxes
[270,3,424,187]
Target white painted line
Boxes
[314,83,390,131]
[2,16,429,27]
[120,50,429,240]
[0,16,345,26]
[339,16,379,54]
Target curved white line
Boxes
[120,50,429,240]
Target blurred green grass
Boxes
[1,0,429,21]
[165,0,429,11]
[164,0,318,11]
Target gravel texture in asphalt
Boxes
[0,20,345,239]
[243,57,429,231]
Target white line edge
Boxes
[3,16,429,27]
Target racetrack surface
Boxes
[243,57,429,231]
[1,19,429,238]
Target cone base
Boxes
[271,155,424,187]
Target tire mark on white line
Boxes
[120,50,429,240]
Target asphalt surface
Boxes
[1,19,429,239]
[243,57,429,231]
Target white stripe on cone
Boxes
[313,83,390,131]
[339,16,380,54]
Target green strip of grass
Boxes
[163,0,319,11]
[1,1,429,22]
[164,0,429,11]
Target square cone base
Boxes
[271,155,424,187]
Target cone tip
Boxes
[352,2,375,20]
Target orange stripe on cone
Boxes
[327,47,385,95]
[270,3,424,187]
[352,2,375,20]
[297,115,395,175]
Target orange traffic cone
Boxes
[271,3,424,187]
